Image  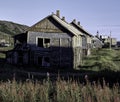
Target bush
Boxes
[82,49,120,71]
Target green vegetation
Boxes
[0,20,29,35]
[0,46,14,59]
[0,20,29,47]
[82,48,120,71]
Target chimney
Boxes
[96,30,99,38]
[73,19,76,23]
[78,21,80,25]
[56,10,60,17]
[62,16,65,21]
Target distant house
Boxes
[94,31,117,48]
[92,36,103,48]
[6,10,92,69]
[99,35,117,47]
[0,39,11,47]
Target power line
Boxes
[97,25,120,27]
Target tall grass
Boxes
[0,77,119,102]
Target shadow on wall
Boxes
[6,44,76,69]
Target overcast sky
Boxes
[0,0,120,40]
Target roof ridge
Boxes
[52,14,83,36]
[71,21,92,37]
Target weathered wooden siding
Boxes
[82,35,87,49]
[13,52,18,64]
[29,17,63,33]
[27,31,71,49]
[72,36,82,47]
[87,36,92,45]
[86,36,92,55]
[27,31,73,68]
[72,36,83,68]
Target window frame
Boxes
[36,37,50,48]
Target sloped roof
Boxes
[28,14,83,36]
[52,14,83,36]
[71,21,92,37]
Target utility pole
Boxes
[109,31,111,50]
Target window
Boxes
[37,38,50,48]
[38,56,50,67]
[38,56,43,66]
[18,52,23,64]
[45,39,50,44]
[44,57,50,67]
[44,38,50,48]
[82,36,87,48]
[38,38,43,47]
[44,57,50,63]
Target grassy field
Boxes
[0,48,120,81]
[0,77,119,102]
[0,48,120,101]
[81,48,120,71]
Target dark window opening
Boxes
[18,57,23,64]
[38,38,43,47]
[38,57,43,66]
[44,38,50,48]
[45,39,50,44]
[37,38,50,48]
[44,57,50,63]
[44,57,50,67]
[38,56,50,67]
[18,52,23,64]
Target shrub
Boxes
[82,49,120,71]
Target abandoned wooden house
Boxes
[71,19,92,56]
[6,10,92,69]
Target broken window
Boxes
[38,56,50,67]
[38,38,43,47]
[44,38,50,48]
[43,57,50,67]
[45,39,50,44]
[37,38,50,48]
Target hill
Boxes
[0,20,29,36]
